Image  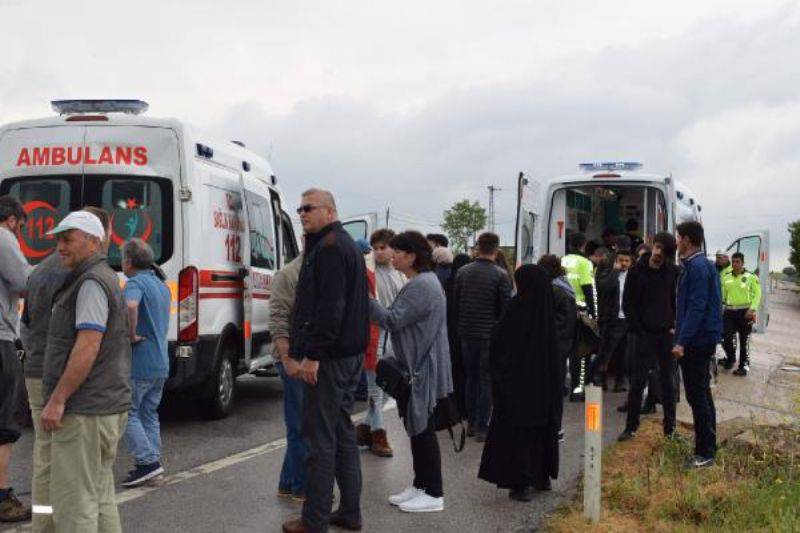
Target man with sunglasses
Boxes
[0,196,33,523]
[283,189,369,533]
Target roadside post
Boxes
[583,384,602,524]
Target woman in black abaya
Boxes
[478,264,561,502]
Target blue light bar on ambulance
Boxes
[579,162,643,172]
[51,99,149,115]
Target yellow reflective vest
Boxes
[721,270,761,311]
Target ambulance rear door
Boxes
[240,176,279,368]
[725,230,770,332]
[514,172,541,266]
[342,212,378,242]
[0,126,86,263]
[82,126,181,276]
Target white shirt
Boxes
[618,270,628,319]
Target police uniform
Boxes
[721,268,761,372]
[561,253,596,398]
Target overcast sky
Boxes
[1,0,798,268]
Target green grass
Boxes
[546,420,800,533]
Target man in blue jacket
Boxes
[673,221,722,468]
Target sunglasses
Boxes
[296,204,323,214]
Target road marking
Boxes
[116,399,396,505]
[10,400,397,532]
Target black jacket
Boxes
[596,267,625,324]
[290,221,369,361]
[622,253,679,335]
[552,283,577,351]
[454,258,512,340]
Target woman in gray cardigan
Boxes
[369,231,453,514]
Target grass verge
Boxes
[545,418,800,532]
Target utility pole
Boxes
[487,185,502,233]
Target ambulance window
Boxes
[343,220,367,241]
[245,192,276,269]
[84,176,173,268]
[735,236,761,274]
[0,177,80,264]
[281,211,298,262]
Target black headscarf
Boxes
[491,264,559,427]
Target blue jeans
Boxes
[124,378,166,466]
[277,362,307,495]
[364,370,386,430]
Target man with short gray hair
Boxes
[120,238,171,487]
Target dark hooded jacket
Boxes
[622,252,679,335]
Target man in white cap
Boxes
[39,210,131,533]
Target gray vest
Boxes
[42,253,132,415]
[23,253,70,379]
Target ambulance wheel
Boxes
[203,346,236,419]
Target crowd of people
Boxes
[0,196,171,531]
[0,187,763,532]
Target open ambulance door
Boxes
[725,230,770,332]
[514,172,541,267]
[237,174,254,363]
[342,212,378,242]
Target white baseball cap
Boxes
[48,210,105,240]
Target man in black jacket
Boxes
[283,189,369,533]
[618,232,680,442]
[454,232,512,442]
[594,249,633,392]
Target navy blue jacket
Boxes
[675,251,722,347]
[290,221,369,361]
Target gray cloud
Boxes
[2,1,797,267]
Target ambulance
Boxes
[513,162,770,331]
[0,100,301,418]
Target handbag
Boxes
[375,355,411,402]
[376,330,466,453]
[433,393,466,453]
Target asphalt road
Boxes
[5,375,629,532]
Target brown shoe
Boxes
[0,488,31,523]
[370,429,394,457]
[356,424,372,448]
[282,517,308,533]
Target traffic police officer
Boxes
[562,232,596,401]
[721,251,761,375]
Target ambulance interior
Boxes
[556,184,668,252]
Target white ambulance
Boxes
[0,100,301,417]
[513,162,770,331]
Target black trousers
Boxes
[625,332,677,435]
[0,341,22,445]
[679,344,717,459]
[597,318,628,386]
[722,309,752,368]
[302,355,363,532]
[411,419,443,497]
[461,338,492,432]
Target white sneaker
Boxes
[388,487,422,506]
[398,493,444,513]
